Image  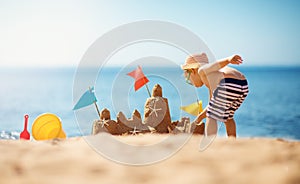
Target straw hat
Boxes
[181,53,209,70]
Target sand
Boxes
[0,134,299,184]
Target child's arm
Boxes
[198,55,243,76]
[193,106,207,124]
[193,89,212,124]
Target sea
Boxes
[1,66,300,140]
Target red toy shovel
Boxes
[20,115,30,140]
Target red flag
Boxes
[127,65,149,91]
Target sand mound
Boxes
[1,135,299,184]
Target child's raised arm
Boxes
[198,55,243,76]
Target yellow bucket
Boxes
[32,113,66,140]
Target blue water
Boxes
[0,66,300,140]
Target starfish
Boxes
[149,98,162,117]
[100,120,109,128]
[129,126,141,135]
[148,126,157,134]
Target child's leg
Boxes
[205,117,217,136]
[199,117,218,151]
[224,118,236,137]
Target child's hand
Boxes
[192,117,203,125]
[228,55,243,65]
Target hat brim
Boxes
[181,63,201,70]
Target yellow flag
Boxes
[180,101,203,116]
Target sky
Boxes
[0,0,299,67]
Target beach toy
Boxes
[180,100,203,116]
[20,114,30,140]
[32,113,66,140]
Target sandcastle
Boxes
[92,84,204,135]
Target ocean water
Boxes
[0,66,300,140]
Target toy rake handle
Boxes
[24,114,29,130]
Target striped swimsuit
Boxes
[207,78,249,122]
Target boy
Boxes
[181,53,248,137]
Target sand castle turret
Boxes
[170,117,204,134]
[100,108,110,120]
[92,108,110,135]
[143,84,173,133]
[190,122,205,134]
[117,110,150,134]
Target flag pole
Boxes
[197,98,199,107]
[142,77,151,97]
[145,84,151,97]
[89,87,101,119]
[94,101,101,119]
